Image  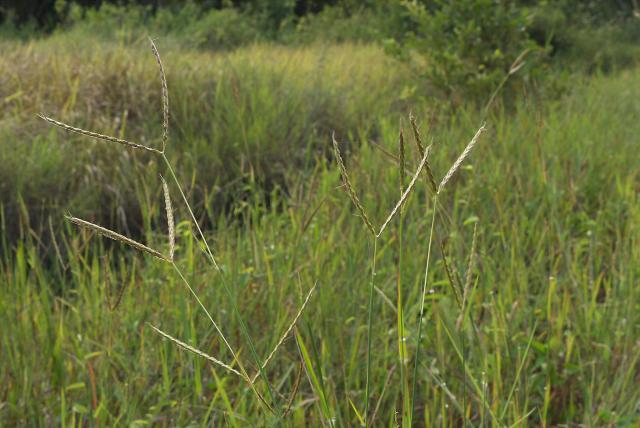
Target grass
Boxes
[1,33,640,426]
[0,36,405,245]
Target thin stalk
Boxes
[462,318,466,424]
[461,223,478,426]
[171,263,271,412]
[162,154,279,414]
[410,194,438,422]
[397,130,410,427]
[397,214,410,427]
[172,263,234,358]
[364,237,378,425]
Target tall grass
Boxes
[1,36,640,426]
[0,37,405,247]
[36,38,327,419]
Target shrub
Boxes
[528,1,640,72]
[155,5,264,50]
[287,3,407,45]
[387,0,543,104]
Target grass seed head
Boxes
[148,37,169,153]
[377,144,432,237]
[39,114,161,154]
[161,176,175,262]
[438,124,487,194]
[66,216,169,262]
[332,132,376,236]
[409,113,438,193]
[148,324,244,378]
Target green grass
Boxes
[1,33,640,426]
[0,36,405,245]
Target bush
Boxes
[387,0,544,105]
[287,2,409,45]
[156,6,264,50]
[528,1,640,72]
[54,2,263,51]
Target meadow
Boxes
[1,16,640,427]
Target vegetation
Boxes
[1,1,639,426]
[3,1,638,103]
[1,39,405,247]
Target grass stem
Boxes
[410,193,438,422]
[162,153,279,414]
[364,237,378,425]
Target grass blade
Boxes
[295,329,333,425]
[500,320,538,421]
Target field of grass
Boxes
[1,31,640,426]
[1,35,407,245]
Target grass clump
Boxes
[35,38,318,420]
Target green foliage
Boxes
[242,0,297,31]
[388,0,543,104]
[55,2,264,50]
[287,1,412,45]
[528,2,640,72]
[288,6,382,44]
[154,5,263,50]
[3,0,638,92]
